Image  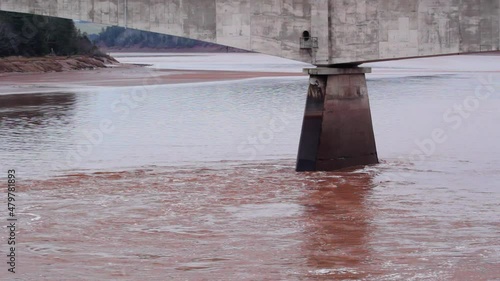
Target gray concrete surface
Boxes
[1,0,498,65]
[296,68,378,171]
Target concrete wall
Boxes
[1,0,499,65]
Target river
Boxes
[0,53,499,280]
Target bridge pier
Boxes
[296,67,378,171]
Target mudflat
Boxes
[0,63,304,94]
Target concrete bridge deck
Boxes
[1,0,498,65]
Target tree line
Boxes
[0,11,102,57]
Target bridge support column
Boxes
[296,67,378,171]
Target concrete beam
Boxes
[0,0,498,65]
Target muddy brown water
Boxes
[0,54,499,280]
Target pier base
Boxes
[296,67,378,171]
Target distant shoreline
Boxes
[0,47,250,73]
[99,46,252,54]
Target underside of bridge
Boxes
[1,0,498,171]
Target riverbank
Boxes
[0,55,119,73]
[0,63,305,95]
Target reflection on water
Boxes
[1,54,499,280]
[303,173,372,280]
[1,79,308,178]
[0,92,76,123]
[302,172,374,280]
[0,93,78,174]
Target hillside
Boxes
[0,12,117,73]
[76,22,247,52]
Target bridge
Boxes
[2,0,499,171]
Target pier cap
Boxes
[303,67,372,75]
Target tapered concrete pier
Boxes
[296,67,378,171]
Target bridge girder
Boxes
[1,0,499,65]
